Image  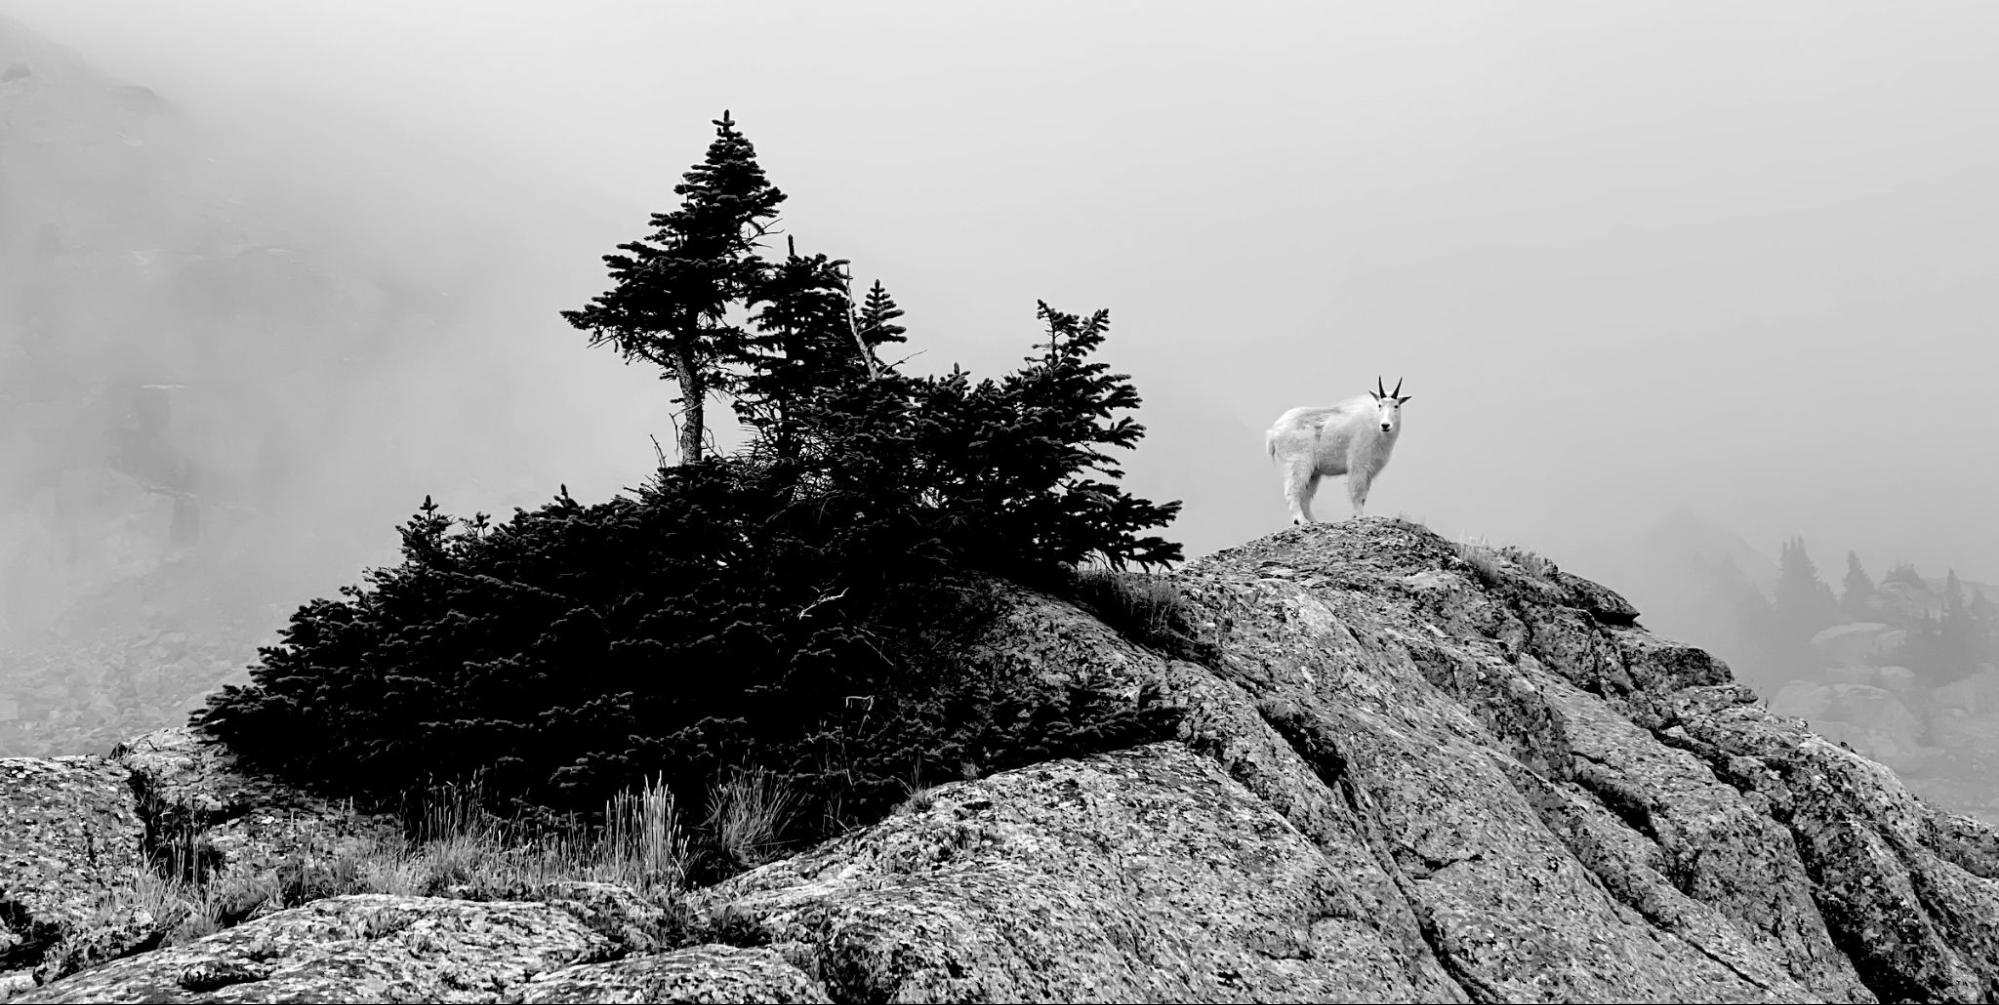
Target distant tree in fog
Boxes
[1892,569,1987,685]
[1840,551,1876,621]
[1941,570,1984,674]
[1972,586,1998,640]
[1774,537,1841,638]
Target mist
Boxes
[3,2,1996,739]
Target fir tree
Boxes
[1971,585,1997,637]
[563,111,786,464]
[1774,537,1839,634]
[737,242,873,463]
[927,302,1181,575]
[1972,586,1999,670]
[853,279,909,364]
[1769,536,1840,674]
[1940,569,1979,677]
[1840,550,1876,621]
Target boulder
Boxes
[1934,676,1986,715]
[1877,666,1918,693]
[1824,684,1925,752]
[1769,681,1831,721]
[1812,623,1899,668]
[110,728,401,885]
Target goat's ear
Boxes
[1397,395,1413,404]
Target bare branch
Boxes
[798,587,850,619]
[838,263,883,382]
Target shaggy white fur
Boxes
[1265,377,1410,524]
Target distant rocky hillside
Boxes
[1591,513,1999,828]
[0,15,415,750]
[0,15,586,758]
[5,520,1996,1003]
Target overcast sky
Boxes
[9,0,1997,588]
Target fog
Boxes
[4,3,1995,676]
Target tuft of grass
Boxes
[1498,544,1553,579]
[892,766,943,816]
[1450,534,1562,590]
[704,769,800,874]
[1065,566,1217,664]
[603,774,690,891]
[83,771,701,963]
[1453,535,1506,587]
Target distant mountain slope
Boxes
[0,15,577,756]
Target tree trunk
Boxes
[674,336,706,465]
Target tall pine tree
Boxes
[563,111,786,464]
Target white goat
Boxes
[1265,376,1411,524]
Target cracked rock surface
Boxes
[0,756,149,984]
[13,895,614,1004]
[14,520,1999,1002]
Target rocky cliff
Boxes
[6,520,1998,1003]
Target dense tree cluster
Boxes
[193,113,1184,855]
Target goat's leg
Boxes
[1347,467,1372,520]
[1284,462,1319,525]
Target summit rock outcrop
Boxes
[7,520,1997,1002]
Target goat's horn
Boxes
[1375,376,1386,397]
[1392,377,1403,397]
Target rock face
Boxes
[0,756,149,976]
[9,520,1999,1002]
[697,743,1460,1002]
[13,896,615,1004]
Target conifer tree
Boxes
[1940,569,1978,676]
[1972,585,1997,637]
[1841,550,1876,621]
[1768,537,1839,674]
[930,302,1181,575]
[737,243,872,463]
[563,111,785,464]
[853,279,909,364]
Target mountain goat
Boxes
[1265,376,1411,524]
